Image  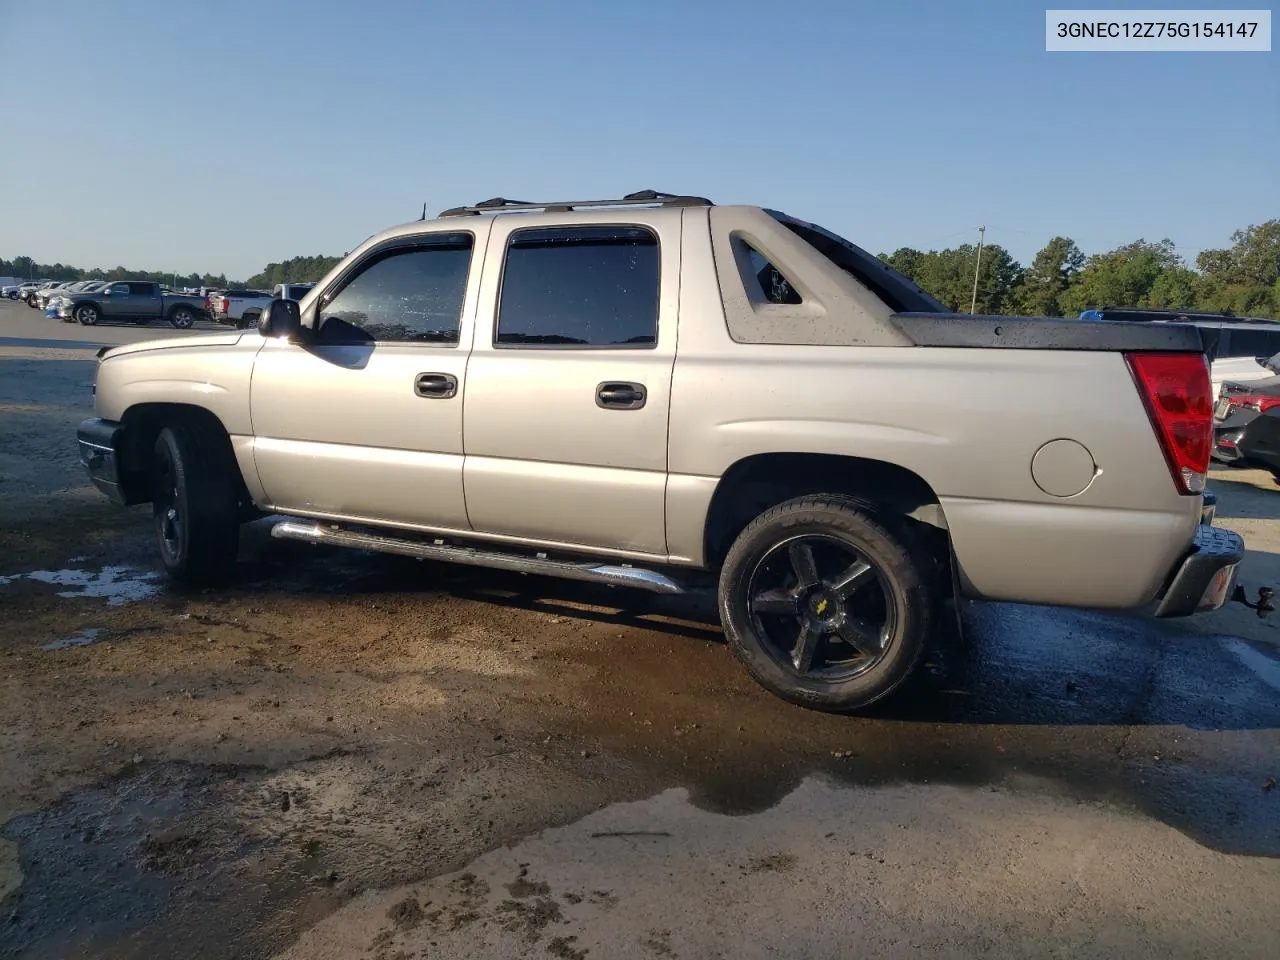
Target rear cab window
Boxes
[495,226,659,348]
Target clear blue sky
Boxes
[1,0,1275,281]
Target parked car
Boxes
[242,282,316,327]
[17,281,48,303]
[18,280,52,303]
[61,280,208,328]
[210,289,272,328]
[2,283,23,300]
[1212,373,1280,463]
[273,282,316,301]
[53,281,107,320]
[39,279,95,310]
[1210,353,1277,400]
[29,280,69,307]
[1234,405,1280,482]
[77,190,1241,714]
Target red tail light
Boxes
[1220,392,1280,415]
[219,296,228,314]
[1126,352,1212,495]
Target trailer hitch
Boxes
[1230,584,1275,618]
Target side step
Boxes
[270,519,686,595]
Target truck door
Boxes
[461,214,679,557]
[249,224,490,530]
[129,282,161,318]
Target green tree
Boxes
[246,254,342,289]
[1010,236,1084,316]
[1193,220,1280,318]
[1145,265,1199,310]
[1197,220,1280,287]
[879,243,1021,313]
[1059,239,1183,315]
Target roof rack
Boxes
[437,189,713,218]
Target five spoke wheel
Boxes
[747,535,894,682]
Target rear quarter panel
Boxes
[670,216,1197,607]
[669,345,1197,607]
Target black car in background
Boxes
[1237,409,1280,482]
[1214,374,1280,479]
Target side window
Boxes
[316,235,473,344]
[128,282,154,295]
[741,240,802,305]
[496,226,659,347]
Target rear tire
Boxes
[718,495,935,713]
[169,306,196,329]
[152,422,240,585]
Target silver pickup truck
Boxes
[76,190,1243,712]
[61,280,208,329]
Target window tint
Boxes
[496,226,659,347]
[128,282,154,295]
[317,237,472,344]
[742,242,802,305]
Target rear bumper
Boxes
[1153,521,1244,617]
[77,418,127,505]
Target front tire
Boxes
[718,495,935,713]
[152,423,240,584]
[169,307,196,329]
[75,304,100,325]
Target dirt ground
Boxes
[1,301,1278,959]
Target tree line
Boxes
[879,219,1280,319]
[244,255,343,290]
[0,255,233,291]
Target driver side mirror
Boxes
[258,298,303,340]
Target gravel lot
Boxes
[1,299,1278,959]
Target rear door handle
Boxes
[596,381,646,410]
[414,372,458,399]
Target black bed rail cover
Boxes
[890,313,1205,353]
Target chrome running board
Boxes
[270,519,685,595]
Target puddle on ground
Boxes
[276,776,1280,960]
[0,762,337,960]
[41,628,103,651]
[1,566,160,606]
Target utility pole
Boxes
[969,224,986,314]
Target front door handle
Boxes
[596,381,647,410]
[414,372,458,399]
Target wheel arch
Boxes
[702,452,949,572]
[116,403,250,508]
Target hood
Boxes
[98,331,250,360]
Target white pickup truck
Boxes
[77,190,1244,712]
[210,289,273,328]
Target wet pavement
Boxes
[1,299,1278,958]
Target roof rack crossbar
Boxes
[438,189,713,218]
